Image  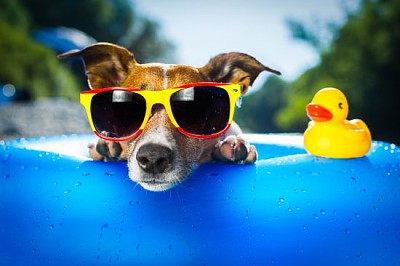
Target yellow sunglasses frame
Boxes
[80,82,242,141]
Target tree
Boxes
[0,0,30,32]
[276,0,400,144]
[0,0,79,100]
[0,0,176,100]
[234,76,288,133]
[19,0,175,63]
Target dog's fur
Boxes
[59,42,280,191]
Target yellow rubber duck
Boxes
[304,88,372,158]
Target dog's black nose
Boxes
[136,144,174,174]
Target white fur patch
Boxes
[162,64,172,90]
[127,123,186,191]
[138,125,174,149]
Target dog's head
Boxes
[61,42,280,191]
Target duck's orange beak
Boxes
[306,103,333,122]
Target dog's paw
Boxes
[212,135,257,164]
[88,139,127,162]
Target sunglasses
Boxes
[80,82,242,141]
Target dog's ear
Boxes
[58,42,136,89]
[199,52,281,94]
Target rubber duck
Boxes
[304,88,371,158]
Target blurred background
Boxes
[0,0,399,144]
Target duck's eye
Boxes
[338,102,343,109]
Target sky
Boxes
[133,0,358,88]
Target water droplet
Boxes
[301,189,307,193]
[63,189,72,194]
[313,213,320,219]
[105,172,115,176]
[3,153,11,161]
[82,172,91,176]
[354,212,360,218]
[310,171,320,176]
[320,209,326,215]
[50,224,55,230]
[277,198,285,208]
[288,208,292,212]
[101,223,109,229]
[74,182,82,187]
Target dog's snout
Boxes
[136,144,174,174]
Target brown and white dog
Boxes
[59,42,280,191]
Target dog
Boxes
[59,42,280,191]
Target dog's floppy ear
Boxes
[199,52,281,94]
[58,42,136,89]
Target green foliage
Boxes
[18,0,175,63]
[235,76,288,133]
[276,0,400,143]
[0,0,30,31]
[0,0,175,101]
[19,0,130,42]
[286,18,339,53]
[129,19,176,63]
[0,22,80,100]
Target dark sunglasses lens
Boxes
[170,86,230,136]
[91,90,146,139]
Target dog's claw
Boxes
[88,139,127,161]
[212,135,257,164]
[243,145,257,164]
